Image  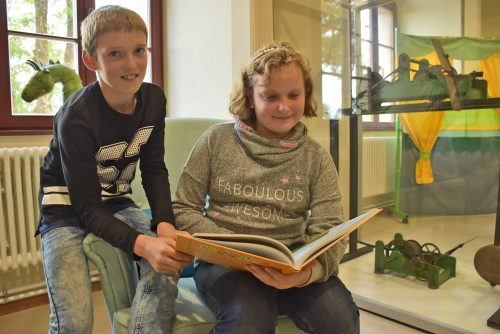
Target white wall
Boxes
[397,0,462,36]
[397,0,487,80]
[165,0,250,119]
[482,0,500,37]
[231,1,251,85]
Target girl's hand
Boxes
[246,260,316,289]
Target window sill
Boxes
[0,129,53,136]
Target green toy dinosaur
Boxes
[21,59,83,103]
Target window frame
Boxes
[0,0,163,135]
[358,3,396,132]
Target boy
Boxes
[37,5,192,333]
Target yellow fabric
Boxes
[441,123,499,131]
[439,52,499,132]
[399,52,444,184]
[480,51,500,117]
[400,111,444,184]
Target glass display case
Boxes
[273,0,499,332]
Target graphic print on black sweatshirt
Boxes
[97,126,153,195]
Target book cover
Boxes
[176,208,382,273]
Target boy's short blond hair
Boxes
[229,41,318,124]
[81,5,148,56]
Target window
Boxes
[321,1,350,121]
[0,0,163,134]
[353,3,396,131]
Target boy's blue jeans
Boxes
[194,261,360,334]
[41,206,178,334]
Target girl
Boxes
[173,42,359,334]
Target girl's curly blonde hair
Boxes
[229,42,318,125]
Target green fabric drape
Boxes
[396,33,500,185]
[397,32,500,60]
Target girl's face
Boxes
[252,63,305,139]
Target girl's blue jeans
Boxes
[41,206,179,334]
[194,261,360,334]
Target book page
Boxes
[291,208,382,267]
[198,239,293,264]
[176,234,300,273]
[192,233,293,259]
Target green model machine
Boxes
[353,39,492,113]
[373,233,474,289]
[369,53,487,108]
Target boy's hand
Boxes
[133,222,193,274]
[246,261,315,289]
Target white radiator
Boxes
[0,147,48,273]
[0,147,98,303]
[361,136,396,208]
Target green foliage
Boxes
[321,8,346,72]
[8,0,77,115]
[9,36,32,114]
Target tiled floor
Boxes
[0,290,424,334]
[0,291,111,334]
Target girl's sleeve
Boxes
[172,129,233,234]
[306,148,347,281]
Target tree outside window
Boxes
[321,0,350,121]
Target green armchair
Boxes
[83,117,304,333]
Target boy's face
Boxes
[251,63,305,139]
[84,29,148,102]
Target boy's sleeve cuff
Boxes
[298,261,324,287]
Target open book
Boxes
[176,208,382,273]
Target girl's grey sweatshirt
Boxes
[173,121,346,281]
